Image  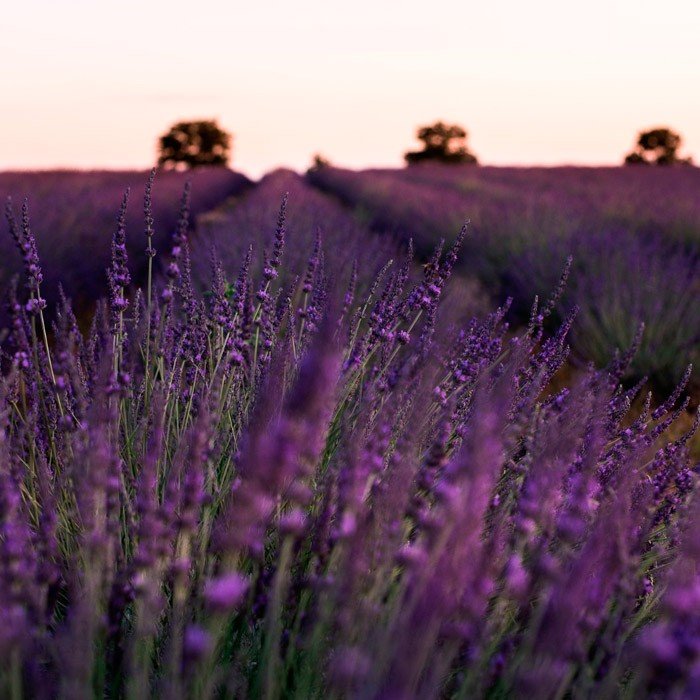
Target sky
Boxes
[1,0,699,178]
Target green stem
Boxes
[262,538,295,699]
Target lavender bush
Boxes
[192,168,488,340]
[510,231,700,391]
[192,169,397,295]
[0,168,250,322]
[308,165,700,390]
[0,174,698,698]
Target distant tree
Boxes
[308,153,331,172]
[157,120,232,170]
[624,151,647,165]
[624,127,692,166]
[405,121,478,165]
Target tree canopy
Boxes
[405,121,478,165]
[157,120,232,170]
[624,127,692,166]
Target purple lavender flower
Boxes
[5,198,47,314]
[203,573,250,612]
[107,189,132,327]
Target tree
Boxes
[624,127,692,166]
[405,121,478,165]
[157,120,232,169]
[308,153,331,172]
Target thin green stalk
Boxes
[261,537,295,699]
[143,253,154,407]
[10,649,22,700]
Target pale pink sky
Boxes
[1,0,699,178]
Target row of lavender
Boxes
[308,165,700,392]
[192,169,395,293]
[0,168,251,324]
[0,171,697,697]
[191,169,489,325]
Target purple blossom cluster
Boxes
[0,173,697,698]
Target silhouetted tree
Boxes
[308,153,331,172]
[624,127,692,166]
[405,121,478,165]
[157,120,232,169]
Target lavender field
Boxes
[309,165,700,394]
[0,166,698,698]
[0,169,251,324]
